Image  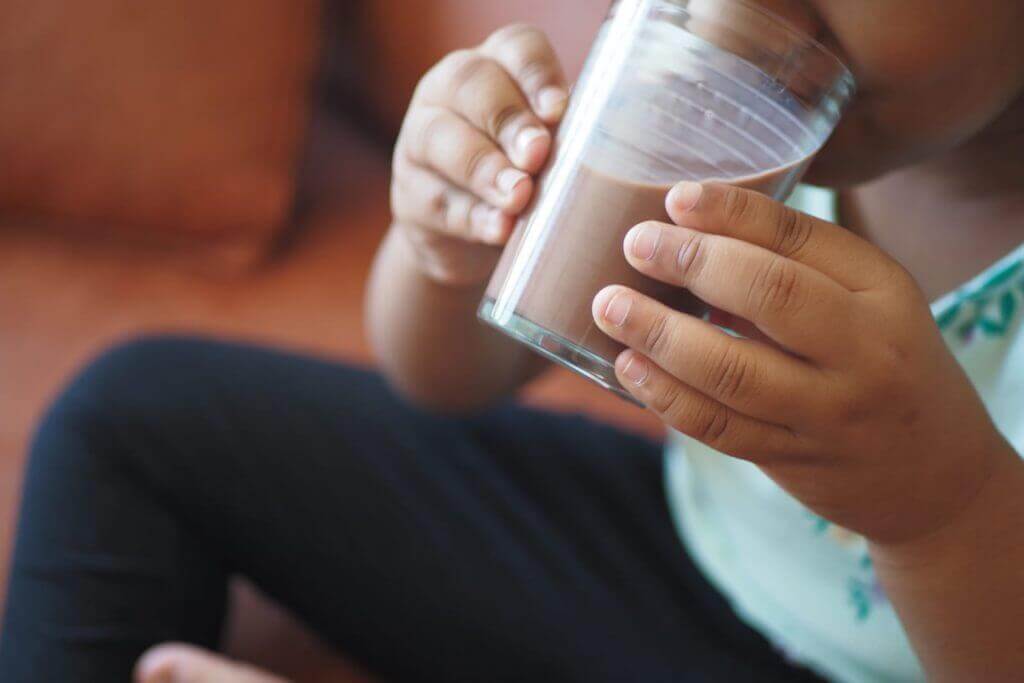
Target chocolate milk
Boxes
[480,18,841,396]
[484,154,810,364]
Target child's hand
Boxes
[390,25,568,285]
[592,182,1009,544]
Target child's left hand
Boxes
[592,181,1010,545]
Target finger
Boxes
[400,106,533,212]
[593,286,818,423]
[707,308,775,346]
[614,350,805,463]
[479,24,570,124]
[623,220,855,361]
[666,182,896,291]
[418,48,554,172]
[391,159,514,245]
[135,643,289,683]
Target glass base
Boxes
[479,298,643,407]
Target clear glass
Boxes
[479,0,855,402]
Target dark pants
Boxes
[0,338,821,682]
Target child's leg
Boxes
[0,337,821,682]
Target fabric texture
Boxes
[666,185,1024,682]
[0,338,822,682]
[0,1,320,263]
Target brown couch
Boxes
[0,2,659,679]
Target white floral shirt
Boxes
[665,185,1024,682]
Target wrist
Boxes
[867,440,1024,681]
[870,437,1023,570]
[391,224,501,289]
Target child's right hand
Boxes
[390,25,569,285]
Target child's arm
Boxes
[590,180,1024,678]
[367,25,569,411]
[871,445,1024,682]
[367,228,549,411]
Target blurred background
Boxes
[0,1,662,680]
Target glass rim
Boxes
[701,0,857,94]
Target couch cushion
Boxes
[0,0,321,269]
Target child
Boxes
[3,2,1024,681]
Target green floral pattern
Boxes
[810,515,886,621]
[936,258,1024,342]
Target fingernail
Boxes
[621,353,649,385]
[496,168,528,196]
[669,181,703,212]
[628,224,661,261]
[537,86,568,117]
[516,127,548,159]
[603,292,632,327]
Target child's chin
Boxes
[803,151,890,190]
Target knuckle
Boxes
[675,231,707,280]
[392,127,409,165]
[412,108,448,161]
[441,49,481,78]
[830,387,873,426]
[650,380,685,417]
[388,160,407,205]
[390,161,435,222]
[692,401,732,446]
[460,145,493,184]
[721,185,756,226]
[706,345,754,403]
[827,359,903,427]
[485,102,523,139]
[484,24,556,88]
[486,23,544,49]
[389,182,402,216]
[751,257,802,316]
[446,51,496,97]
[512,55,555,90]
[772,207,814,258]
[887,262,920,294]
[391,182,415,220]
[864,339,914,398]
[419,50,472,98]
[413,63,443,101]
[642,313,674,356]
